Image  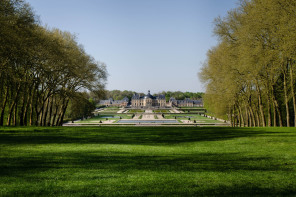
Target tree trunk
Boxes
[59,99,69,126]
[289,59,296,127]
[19,88,27,126]
[43,97,50,126]
[23,87,32,126]
[0,86,9,126]
[238,105,244,127]
[29,88,36,126]
[237,104,242,127]
[247,108,252,127]
[245,105,249,127]
[249,106,256,127]
[7,83,21,126]
[255,107,260,127]
[13,100,18,126]
[47,97,54,126]
[275,99,283,127]
[53,105,59,126]
[39,97,45,126]
[272,100,277,127]
[256,83,266,127]
[283,69,290,127]
[271,85,282,127]
[267,95,272,127]
[56,98,65,126]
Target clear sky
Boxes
[26,0,238,93]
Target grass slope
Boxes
[0,127,296,196]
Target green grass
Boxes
[0,126,296,196]
[128,109,144,113]
[164,114,222,123]
[79,114,132,123]
[154,110,170,113]
[102,108,121,112]
[179,107,205,109]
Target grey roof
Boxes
[157,95,165,99]
[99,100,112,105]
[193,99,203,104]
[132,93,141,99]
[144,90,155,99]
[99,97,129,105]
[122,97,129,102]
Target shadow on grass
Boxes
[2,152,291,174]
[0,151,295,196]
[0,126,289,146]
[1,127,296,196]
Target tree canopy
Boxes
[0,0,107,126]
[199,0,296,127]
[101,90,203,102]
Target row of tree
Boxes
[158,91,203,102]
[200,0,296,127]
[0,0,107,126]
[102,90,203,102]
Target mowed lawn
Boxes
[0,127,296,196]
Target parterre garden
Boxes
[0,126,296,196]
[153,109,170,113]
[127,109,145,113]
[79,114,133,123]
[164,114,222,123]
[85,107,215,124]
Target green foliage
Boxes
[0,126,296,196]
[0,0,107,126]
[154,110,170,113]
[66,92,96,121]
[104,90,138,100]
[103,90,204,102]
[128,109,144,113]
[159,91,204,102]
[200,0,296,127]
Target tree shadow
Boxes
[0,127,289,146]
[0,151,295,196]
[0,127,295,196]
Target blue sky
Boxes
[26,0,238,93]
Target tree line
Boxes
[200,0,296,127]
[102,90,203,102]
[0,0,107,126]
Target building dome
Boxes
[144,90,154,99]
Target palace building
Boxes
[131,90,166,107]
[169,97,203,107]
[99,97,129,107]
[98,90,203,108]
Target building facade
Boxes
[99,97,129,107]
[169,97,203,107]
[131,90,166,107]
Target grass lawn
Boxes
[78,114,133,123]
[0,126,296,196]
[154,109,170,113]
[128,109,144,113]
[164,114,222,123]
[102,108,121,113]
[179,107,205,109]
[177,108,206,113]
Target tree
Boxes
[199,0,296,127]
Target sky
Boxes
[26,0,239,93]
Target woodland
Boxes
[200,0,296,127]
[104,90,203,102]
[0,0,107,126]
